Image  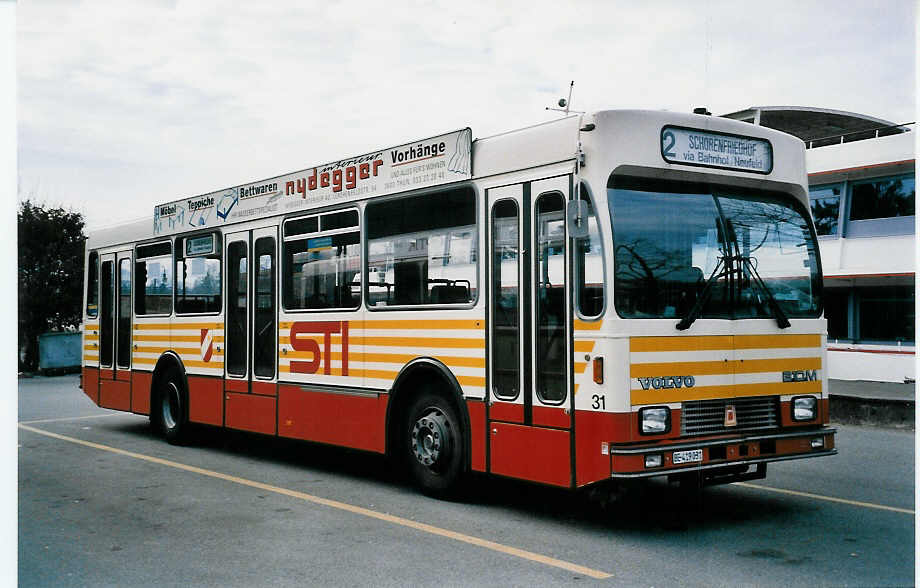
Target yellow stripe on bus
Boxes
[629,334,821,353]
[573,319,603,331]
[630,357,822,378]
[278,366,486,388]
[630,379,822,405]
[133,335,225,343]
[363,336,485,349]
[283,351,485,369]
[133,322,222,330]
[278,335,483,349]
[573,340,594,353]
[278,319,484,331]
[733,334,822,349]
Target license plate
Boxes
[672,449,703,464]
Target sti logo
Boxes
[783,370,818,383]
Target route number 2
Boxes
[662,130,677,158]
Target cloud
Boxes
[17,0,915,228]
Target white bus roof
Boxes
[87,109,809,250]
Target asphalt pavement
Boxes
[17,375,916,586]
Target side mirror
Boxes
[566,199,590,239]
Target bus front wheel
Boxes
[405,393,464,497]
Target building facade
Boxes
[723,107,915,382]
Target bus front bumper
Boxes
[609,428,836,483]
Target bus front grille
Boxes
[681,396,779,436]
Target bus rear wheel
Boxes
[155,370,189,445]
[405,393,464,497]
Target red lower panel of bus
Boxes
[574,410,630,487]
[225,393,276,435]
[277,385,387,453]
[131,371,152,415]
[224,379,248,393]
[489,402,523,423]
[532,405,570,428]
[252,381,277,396]
[82,367,99,405]
[99,379,131,412]
[466,399,486,472]
[188,376,222,426]
[490,422,570,487]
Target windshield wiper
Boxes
[676,253,791,330]
[675,256,726,331]
[738,255,791,329]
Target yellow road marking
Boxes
[18,423,612,580]
[19,413,123,425]
[735,482,914,515]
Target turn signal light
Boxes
[592,357,604,384]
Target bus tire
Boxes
[156,368,189,445]
[405,392,465,497]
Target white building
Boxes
[724,107,915,383]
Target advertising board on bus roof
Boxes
[153,128,473,236]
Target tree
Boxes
[18,200,86,371]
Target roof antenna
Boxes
[546,80,584,115]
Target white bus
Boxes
[81,110,835,496]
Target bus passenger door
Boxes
[98,251,133,411]
[487,176,574,488]
[223,227,279,435]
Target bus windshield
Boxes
[608,176,822,321]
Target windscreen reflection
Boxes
[609,177,821,321]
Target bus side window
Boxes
[134,241,173,316]
[575,184,605,318]
[175,233,222,315]
[86,251,99,318]
[365,187,477,307]
[282,210,360,311]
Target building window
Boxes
[858,286,915,343]
[850,175,915,221]
[823,288,850,341]
[809,184,842,236]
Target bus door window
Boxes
[490,199,520,399]
[574,184,605,318]
[116,258,131,369]
[534,192,566,403]
[253,237,275,379]
[99,260,114,367]
[226,241,248,377]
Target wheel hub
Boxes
[162,382,179,430]
[411,409,451,469]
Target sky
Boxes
[15,0,917,230]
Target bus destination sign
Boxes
[660,126,773,174]
[153,128,473,236]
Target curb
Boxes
[829,394,915,429]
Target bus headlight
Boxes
[792,396,817,421]
[640,406,670,435]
